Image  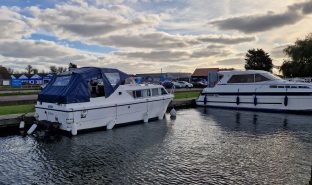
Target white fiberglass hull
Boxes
[196,94,312,112]
[36,96,172,133]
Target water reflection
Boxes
[197,107,312,137]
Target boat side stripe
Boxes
[201,92,312,96]
[196,100,282,105]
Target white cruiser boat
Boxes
[196,70,312,113]
[35,67,173,135]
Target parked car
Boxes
[161,81,174,88]
[176,81,193,88]
[172,81,184,88]
[192,81,207,88]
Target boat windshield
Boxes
[263,73,283,81]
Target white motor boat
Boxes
[196,70,312,113]
[35,67,173,135]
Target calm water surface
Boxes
[0,108,311,185]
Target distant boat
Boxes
[197,70,312,113]
[35,67,173,135]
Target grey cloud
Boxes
[30,4,161,39]
[198,35,256,44]
[0,7,33,39]
[116,45,232,61]
[116,50,190,61]
[289,0,312,14]
[216,58,243,65]
[0,40,75,58]
[94,33,255,49]
[60,23,124,37]
[270,45,288,58]
[210,12,302,33]
[191,47,232,58]
[94,32,194,49]
[210,0,312,33]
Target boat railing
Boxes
[170,85,175,94]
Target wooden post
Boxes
[309,166,312,185]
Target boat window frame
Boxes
[152,88,160,96]
[161,88,168,95]
[255,74,271,82]
[52,75,72,86]
[227,74,255,84]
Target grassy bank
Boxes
[0,87,40,91]
[174,91,200,99]
[0,92,38,96]
[0,104,35,116]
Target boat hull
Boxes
[35,97,172,134]
[196,94,312,113]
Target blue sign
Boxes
[11,79,22,87]
[160,75,167,82]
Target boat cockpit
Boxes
[38,67,129,104]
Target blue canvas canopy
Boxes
[38,67,129,104]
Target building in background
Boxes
[135,72,192,83]
[0,66,11,86]
[10,73,54,87]
[191,68,219,82]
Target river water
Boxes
[0,108,311,185]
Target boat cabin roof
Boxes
[217,70,283,84]
[218,70,271,76]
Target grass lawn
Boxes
[0,104,35,116]
[0,87,40,91]
[0,92,38,96]
[174,91,200,99]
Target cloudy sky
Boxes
[1,0,312,74]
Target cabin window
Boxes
[299,86,310,89]
[270,85,277,88]
[291,86,297,88]
[152,88,160,96]
[161,88,168,95]
[278,86,284,88]
[142,89,151,97]
[53,76,71,86]
[135,90,142,98]
[127,91,135,97]
[227,74,254,83]
[89,79,105,98]
[255,74,270,82]
[218,75,224,81]
[104,73,120,87]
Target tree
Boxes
[6,67,14,74]
[32,68,39,74]
[50,66,57,73]
[244,49,273,72]
[25,65,33,74]
[0,65,10,79]
[50,65,67,73]
[280,33,312,77]
[57,67,67,73]
[69,62,77,70]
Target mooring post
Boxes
[309,165,312,185]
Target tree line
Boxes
[0,63,77,75]
[244,33,312,77]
